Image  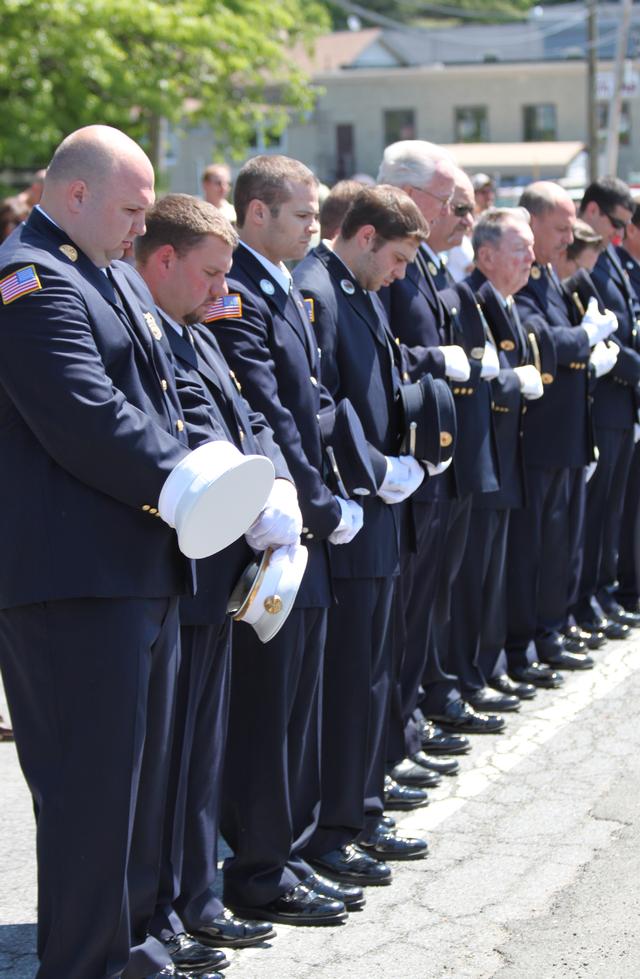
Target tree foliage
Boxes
[0,0,329,168]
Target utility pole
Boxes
[586,0,598,181]
[604,0,633,176]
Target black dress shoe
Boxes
[228,882,347,926]
[562,633,586,654]
[0,715,13,741]
[467,687,520,713]
[389,757,442,787]
[421,721,471,755]
[304,871,366,911]
[409,749,459,776]
[604,603,640,627]
[579,616,629,641]
[357,822,428,861]
[310,843,392,886]
[384,775,429,810]
[541,650,594,671]
[163,933,229,973]
[489,673,536,701]
[509,662,564,689]
[380,814,396,830]
[189,908,275,948]
[154,968,224,979]
[565,625,606,650]
[428,699,505,734]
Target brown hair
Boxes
[566,218,602,260]
[320,180,365,240]
[340,184,429,246]
[0,196,29,241]
[135,193,238,263]
[233,155,316,227]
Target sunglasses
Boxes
[600,208,629,231]
[452,204,474,218]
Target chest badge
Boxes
[144,311,163,340]
[340,278,355,295]
[260,278,275,296]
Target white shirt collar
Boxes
[240,241,291,295]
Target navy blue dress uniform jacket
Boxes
[514,261,591,468]
[383,250,499,501]
[213,242,338,608]
[469,273,528,511]
[589,246,640,430]
[294,243,411,579]
[119,262,292,625]
[617,245,640,304]
[0,209,195,609]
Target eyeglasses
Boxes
[414,186,453,210]
[452,204,474,218]
[599,208,629,231]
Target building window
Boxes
[336,124,355,180]
[523,104,557,141]
[597,102,631,148]
[249,121,286,153]
[454,106,488,142]
[384,109,416,147]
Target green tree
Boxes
[0,0,329,168]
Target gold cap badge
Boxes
[440,431,453,448]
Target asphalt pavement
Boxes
[2,632,640,979]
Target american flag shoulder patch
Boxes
[202,293,243,323]
[0,265,42,305]
[303,297,315,324]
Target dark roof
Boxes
[337,3,640,68]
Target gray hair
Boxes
[472,207,530,254]
[377,140,454,189]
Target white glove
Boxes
[378,455,425,504]
[426,456,453,477]
[480,344,500,380]
[439,344,470,382]
[328,496,364,544]
[589,340,619,378]
[581,297,618,347]
[513,364,544,400]
[585,460,597,482]
[245,478,302,551]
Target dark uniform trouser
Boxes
[421,495,473,715]
[572,426,634,621]
[448,508,510,698]
[564,467,587,618]
[221,607,325,908]
[0,597,178,979]
[302,576,395,858]
[389,501,445,760]
[616,441,640,607]
[151,619,232,940]
[505,467,570,670]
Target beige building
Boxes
[167,3,640,192]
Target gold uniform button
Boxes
[310,376,318,386]
[176,419,184,432]
[142,504,151,512]
[149,507,158,515]
[403,371,410,382]
[239,429,245,442]
[306,533,315,540]
[541,373,554,385]
[161,379,168,391]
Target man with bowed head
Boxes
[0,126,267,979]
